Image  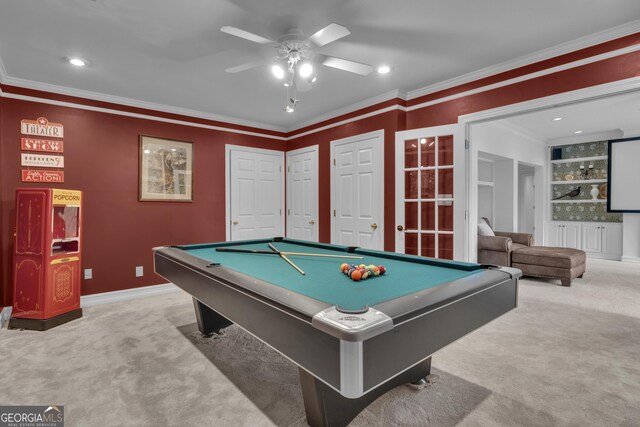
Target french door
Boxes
[395,125,466,260]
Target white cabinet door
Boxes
[332,131,384,250]
[545,222,561,247]
[286,146,318,241]
[601,223,623,256]
[582,224,602,253]
[563,223,581,249]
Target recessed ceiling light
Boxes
[68,57,87,67]
[284,106,295,113]
[377,65,391,74]
[143,149,151,154]
[574,130,583,134]
[553,117,563,121]
[419,138,427,144]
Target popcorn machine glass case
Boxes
[10,188,83,330]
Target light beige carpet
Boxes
[1,259,640,426]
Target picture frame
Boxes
[139,135,194,202]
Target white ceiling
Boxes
[499,90,640,144]
[2,0,640,131]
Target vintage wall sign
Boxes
[21,170,65,183]
[21,138,64,153]
[21,154,65,168]
[20,117,64,138]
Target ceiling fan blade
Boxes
[307,23,350,47]
[320,56,373,76]
[220,26,274,45]
[225,61,263,73]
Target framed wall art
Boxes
[139,135,194,202]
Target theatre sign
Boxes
[21,117,64,138]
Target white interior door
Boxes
[395,124,465,260]
[331,130,384,250]
[226,146,284,241]
[286,146,319,241]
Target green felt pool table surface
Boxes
[178,238,483,311]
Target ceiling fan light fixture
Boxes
[299,62,313,78]
[377,65,391,74]
[284,105,295,113]
[271,64,285,79]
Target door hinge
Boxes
[280,166,282,172]
[280,209,282,215]
[287,166,290,172]
[333,158,336,166]
[465,139,470,149]
[333,209,336,217]
[287,209,291,215]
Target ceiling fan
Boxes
[221,23,374,112]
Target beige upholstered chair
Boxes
[477,218,533,267]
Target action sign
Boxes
[20,117,64,138]
[21,170,65,183]
[21,154,65,168]
[21,137,64,153]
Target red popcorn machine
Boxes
[9,188,83,330]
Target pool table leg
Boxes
[192,298,233,337]
[299,357,432,427]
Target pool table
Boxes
[154,238,521,427]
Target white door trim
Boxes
[330,129,385,250]
[286,144,319,241]
[394,124,467,260]
[225,144,285,241]
[460,77,640,260]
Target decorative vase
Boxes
[590,184,599,200]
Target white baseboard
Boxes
[1,283,179,327]
[621,256,640,263]
[80,283,179,307]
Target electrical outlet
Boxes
[84,269,92,280]
[136,266,144,277]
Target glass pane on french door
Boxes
[402,135,454,259]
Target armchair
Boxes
[477,218,533,267]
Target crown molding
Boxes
[2,91,286,141]
[407,20,640,101]
[1,75,287,133]
[287,89,406,133]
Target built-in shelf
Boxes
[477,181,494,187]
[551,199,607,203]
[550,155,607,164]
[551,179,607,184]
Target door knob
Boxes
[397,225,404,231]
[309,219,315,225]
[371,223,378,230]
[232,220,238,225]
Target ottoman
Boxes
[511,246,586,287]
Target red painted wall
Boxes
[287,110,403,252]
[0,98,284,307]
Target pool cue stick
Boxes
[268,243,305,275]
[216,248,284,255]
[215,247,363,259]
[279,252,363,259]
[279,253,305,275]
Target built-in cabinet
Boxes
[545,221,622,260]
